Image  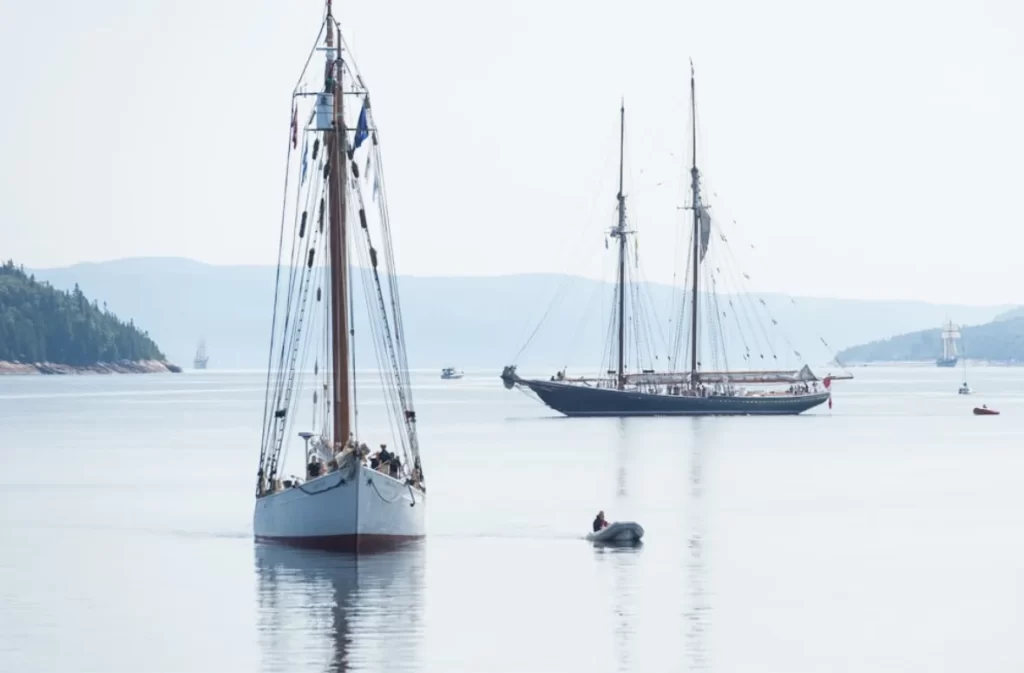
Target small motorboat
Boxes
[441,367,464,380]
[973,405,999,416]
[586,521,644,545]
[958,382,972,395]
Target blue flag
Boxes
[353,101,369,150]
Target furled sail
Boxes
[699,207,712,262]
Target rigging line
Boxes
[266,148,324,435]
[365,130,419,464]
[720,213,839,368]
[636,283,663,372]
[372,151,417,421]
[558,239,618,367]
[631,246,672,361]
[261,18,330,463]
[260,97,324,488]
[354,198,413,464]
[258,102,299,494]
[715,232,780,361]
[561,272,611,370]
[703,267,728,372]
[720,262,761,362]
[292,19,327,96]
[355,251,410,467]
[267,176,329,480]
[672,232,694,368]
[349,228,358,443]
[626,251,647,374]
[349,191,410,467]
[708,222,773,361]
[511,148,619,364]
[513,237,609,365]
[338,52,410,403]
[278,265,325,476]
[720,260,772,362]
[320,258,331,438]
[268,156,320,429]
[598,258,614,376]
[705,265,724,369]
[352,160,411,463]
[629,260,648,377]
[714,222,801,366]
[293,235,331,431]
[260,97,324,463]
[765,289,850,370]
[270,171,325,414]
[367,477,408,504]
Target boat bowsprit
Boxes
[586,521,644,544]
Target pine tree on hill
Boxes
[0,259,166,365]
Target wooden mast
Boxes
[325,0,351,448]
[689,62,700,386]
[615,101,627,390]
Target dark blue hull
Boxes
[936,358,958,367]
[519,379,830,417]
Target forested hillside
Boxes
[836,316,1024,364]
[0,260,166,366]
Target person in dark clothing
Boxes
[374,444,393,474]
[592,510,609,532]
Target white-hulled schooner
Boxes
[254,1,424,552]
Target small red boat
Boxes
[973,406,1000,416]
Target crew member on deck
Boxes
[593,510,609,532]
[307,456,323,479]
[376,444,392,474]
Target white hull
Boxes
[254,463,425,552]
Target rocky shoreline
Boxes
[0,359,182,375]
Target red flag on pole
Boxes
[823,375,832,390]
[291,105,298,149]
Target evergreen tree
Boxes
[0,260,165,364]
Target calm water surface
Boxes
[1,366,1023,672]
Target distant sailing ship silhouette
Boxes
[937,320,960,367]
[194,339,209,369]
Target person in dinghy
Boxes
[587,510,644,544]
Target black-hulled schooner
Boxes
[502,66,846,416]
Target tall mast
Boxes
[616,100,627,390]
[325,1,351,448]
[689,61,700,385]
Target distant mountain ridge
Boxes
[27,257,1015,372]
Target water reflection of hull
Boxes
[254,543,425,672]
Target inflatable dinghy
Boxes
[586,521,644,544]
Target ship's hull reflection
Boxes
[254,542,426,673]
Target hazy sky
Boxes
[1,0,1021,304]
